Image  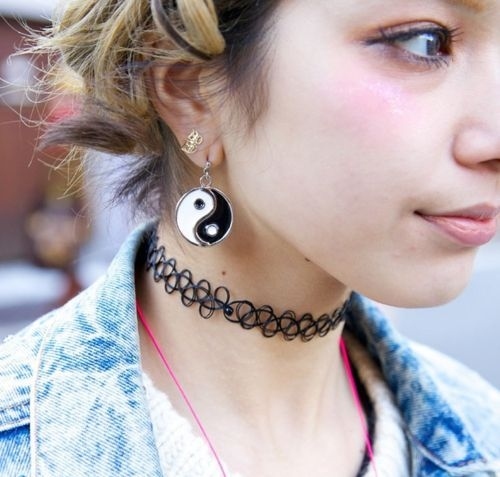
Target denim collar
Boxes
[32,223,163,476]
[347,294,500,474]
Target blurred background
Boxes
[1,1,499,389]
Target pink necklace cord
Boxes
[138,303,376,477]
[137,303,228,477]
[340,337,378,477]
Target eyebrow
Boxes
[447,0,489,12]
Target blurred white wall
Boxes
[0,0,55,19]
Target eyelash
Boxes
[365,24,462,69]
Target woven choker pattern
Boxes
[145,229,350,342]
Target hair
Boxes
[35,0,280,217]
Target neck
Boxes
[144,227,350,342]
[136,223,370,475]
[155,220,351,320]
[137,222,352,424]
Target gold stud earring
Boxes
[181,129,203,154]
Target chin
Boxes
[361,269,472,309]
[396,283,468,308]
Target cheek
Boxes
[301,72,418,203]
[305,70,437,211]
[315,73,415,145]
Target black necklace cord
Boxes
[144,229,350,342]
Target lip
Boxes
[417,204,500,247]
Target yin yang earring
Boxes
[175,159,233,247]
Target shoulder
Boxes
[349,293,500,419]
[0,238,128,433]
[347,294,500,471]
[405,342,500,473]
[0,263,127,419]
[0,310,57,474]
[410,341,500,434]
[0,269,134,472]
[0,222,157,474]
[0,311,55,422]
[0,222,151,420]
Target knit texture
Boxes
[345,333,410,477]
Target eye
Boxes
[365,24,461,68]
[396,30,450,58]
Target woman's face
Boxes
[219,0,500,307]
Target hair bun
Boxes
[151,0,225,59]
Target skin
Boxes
[139,0,500,475]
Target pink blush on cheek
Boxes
[363,80,408,115]
[317,74,413,141]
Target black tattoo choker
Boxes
[144,229,350,342]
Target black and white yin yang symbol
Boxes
[175,187,233,246]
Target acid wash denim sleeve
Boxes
[1,222,500,476]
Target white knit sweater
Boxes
[143,336,410,477]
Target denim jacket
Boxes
[1,223,500,476]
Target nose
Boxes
[453,127,500,171]
[452,59,500,171]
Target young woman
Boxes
[1,0,499,475]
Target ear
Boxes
[149,63,224,168]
